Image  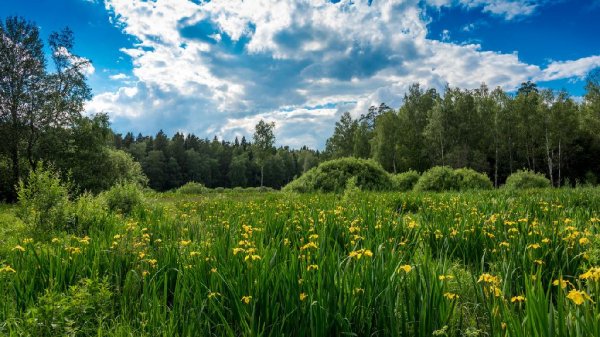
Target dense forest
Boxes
[324,78,600,187]
[2,15,600,201]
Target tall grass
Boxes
[1,188,599,336]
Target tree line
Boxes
[111,122,321,191]
[324,77,600,187]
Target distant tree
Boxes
[253,120,276,187]
[325,112,357,158]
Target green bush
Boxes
[24,278,113,336]
[283,157,392,193]
[16,164,70,234]
[101,182,145,215]
[455,168,493,190]
[504,170,551,189]
[391,170,420,191]
[105,149,148,187]
[414,166,460,192]
[66,192,109,234]
[175,181,208,194]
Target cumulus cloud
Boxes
[109,73,129,80]
[426,0,540,20]
[87,0,599,148]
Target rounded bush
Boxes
[175,181,208,194]
[391,170,420,191]
[504,170,551,189]
[414,166,460,192]
[283,158,392,193]
[101,182,145,215]
[455,168,493,190]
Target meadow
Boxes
[1,188,600,336]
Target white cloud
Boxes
[427,0,540,20]
[536,56,600,82]
[87,0,599,148]
[109,73,129,80]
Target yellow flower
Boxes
[13,245,25,252]
[210,268,217,273]
[300,242,318,251]
[138,252,146,259]
[511,295,526,303]
[190,251,201,257]
[444,292,459,300]
[0,265,16,273]
[241,296,252,304]
[478,273,500,285]
[499,242,510,248]
[438,275,454,281]
[299,293,308,301]
[180,240,192,246]
[566,290,593,305]
[307,264,319,271]
[244,254,261,261]
[527,243,540,250]
[398,265,412,273]
[542,238,550,244]
[552,279,569,289]
[51,238,61,243]
[579,237,590,245]
[23,238,34,244]
[233,248,245,255]
[579,267,600,281]
[353,288,364,295]
[208,291,221,299]
[142,270,149,277]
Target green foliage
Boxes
[175,181,209,194]
[66,192,109,234]
[101,182,144,215]
[414,166,460,192]
[16,164,70,234]
[504,170,551,189]
[23,278,113,336]
[414,166,493,191]
[391,170,421,191]
[105,148,148,187]
[283,157,392,193]
[455,168,493,190]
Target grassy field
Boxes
[1,189,600,336]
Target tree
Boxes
[0,17,91,200]
[372,110,400,172]
[0,17,45,200]
[253,120,275,187]
[325,112,357,158]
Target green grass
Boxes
[1,188,600,336]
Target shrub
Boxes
[16,164,70,234]
[414,166,460,192]
[455,168,493,190]
[106,149,148,187]
[504,170,551,189]
[24,278,113,336]
[66,192,109,234]
[391,170,420,191]
[175,181,208,194]
[101,182,144,215]
[283,157,392,193]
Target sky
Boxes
[2,0,600,149]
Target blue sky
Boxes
[2,0,599,148]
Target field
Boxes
[1,189,600,336]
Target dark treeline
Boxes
[324,77,600,187]
[111,128,321,191]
